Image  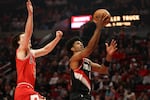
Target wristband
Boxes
[103,60,111,67]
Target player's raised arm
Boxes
[19,0,33,50]
[32,30,63,58]
[72,9,111,60]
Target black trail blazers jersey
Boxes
[70,58,92,94]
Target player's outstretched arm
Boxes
[72,15,107,62]
[91,39,117,74]
[32,30,63,58]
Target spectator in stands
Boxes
[137,91,149,100]
[99,75,116,100]
[124,88,136,100]
[111,72,121,84]
[143,72,150,85]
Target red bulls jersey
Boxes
[16,50,36,87]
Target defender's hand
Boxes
[105,39,117,56]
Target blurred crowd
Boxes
[0,0,150,32]
[0,0,150,100]
[0,28,150,100]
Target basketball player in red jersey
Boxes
[66,14,117,99]
[12,0,63,100]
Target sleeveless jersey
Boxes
[70,58,91,94]
[16,50,36,87]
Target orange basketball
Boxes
[93,9,111,26]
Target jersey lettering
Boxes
[83,63,91,71]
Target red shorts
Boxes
[14,82,44,100]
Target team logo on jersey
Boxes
[33,67,36,78]
[29,55,34,64]
[74,70,91,91]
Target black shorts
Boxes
[69,92,91,100]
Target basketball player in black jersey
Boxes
[66,16,117,100]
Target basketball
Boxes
[93,9,111,26]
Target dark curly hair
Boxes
[65,36,82,57]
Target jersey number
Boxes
[30,94,39,100]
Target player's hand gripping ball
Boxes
[93,9,111,26]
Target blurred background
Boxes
[0,0,150,100]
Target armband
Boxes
[103,60,111,67]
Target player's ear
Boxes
[18,39,21,45]
[71,47,74,51]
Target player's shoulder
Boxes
[69,52,83,65]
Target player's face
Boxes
[72,41,84,52]
[19,34,32,48]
